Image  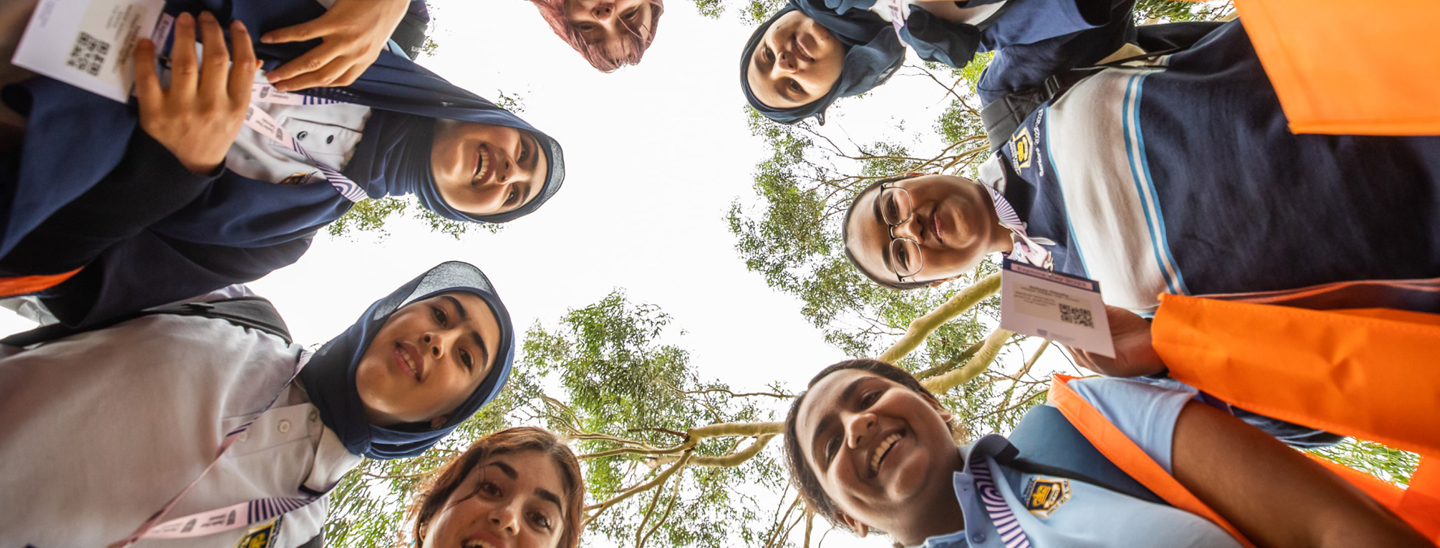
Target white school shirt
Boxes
[225,71,373,186]
[0,290,362,548]
[870,0,1009,25]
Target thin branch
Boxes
[879,272,1001,364]
[633,473,668,548]
[637,469,684,548]
[681,387,794,399]
[584,452,693,523]
[923,328,1013,394]
[627,427,688,439]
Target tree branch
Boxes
[878,272,1000,364]
[584,452,693,523]
[923,328,1012,394]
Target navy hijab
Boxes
[740,0,905,125]
[299,261,515,460]
[0,0,566,254]
[740,0,989,125]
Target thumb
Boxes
[261,18,326,44]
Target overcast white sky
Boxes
[0,1,1068,545]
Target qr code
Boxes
[66,32,110,77]
[1058,303,1094,328]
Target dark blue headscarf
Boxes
[298,261,515,460]
[0,0,566,254]
[740,0,906,125]
[740,0,995,125]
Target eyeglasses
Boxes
[875,183,923,282]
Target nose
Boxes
[490,501,521,536]
[892,214,923,242]
[422,331,455,361]
[591,2,615,21]
[844,412,876,449]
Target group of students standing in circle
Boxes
[0,0,1436,546]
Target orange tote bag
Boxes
[1207,0,1440,135]
[0,269,79,299]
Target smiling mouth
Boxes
[931,212,945,244]
[870,431,903,475]
[472,143,495,185]
[462,539,499,548]
[394,343,422,382]
[793,35,815,64]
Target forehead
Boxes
[479,450,568,510]
[796,370,887,450]
[844,185,890,278]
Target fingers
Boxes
[197,12,230,99]
[227,20,257,105]
[259,18,326,46]
[132,38,163,114]
[266,46,342,90]
[169,13,198,93]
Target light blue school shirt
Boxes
[916,377,1242,548]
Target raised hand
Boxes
[133,12,258,175]
[260,0,410,92]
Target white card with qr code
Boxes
[999,259,1115,358]
[12,0,166,102]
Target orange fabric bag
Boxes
[1197,0,1440,135]
[1150,294,1440,540]
[0,269,79,299]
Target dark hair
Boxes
[529,0,665,73]
[410,427,585,548]
[841,176,932,291]
[783,359,959,533]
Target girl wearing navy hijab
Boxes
[0,261,516,547]
[0,1,566,328]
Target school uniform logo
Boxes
[234,516,283,548]
[1010,128,1034,171]
[280,172,319,185]
[1022,477,1071,518]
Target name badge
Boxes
[999,259,1115,357]
[12,0,167,102]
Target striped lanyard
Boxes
[984,185,1055,270]
[971,454,1033,548]
[107,351,318,548]
[241,82,369,202]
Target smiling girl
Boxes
[529,0,665,72]
[0,2,565,328]
[0,262,519,547]
[409,427,585,548]
[786,359,1434,548]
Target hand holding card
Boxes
[1065,305,1166,377]
[133,12,257,174]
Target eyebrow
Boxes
[811,376,869,469]
[488,461,518,480]
[535,488,563,514]
[443,295,491,369]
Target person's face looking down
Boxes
[431,120,549,217]
[747,10,845,109]
[422,450,569,548]
[565,0,653,62]
[846,175,1007,286]
[795,369,961,539]
[355,292,502,428]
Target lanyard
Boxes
[984,185,1054,270]
[241,82,369,202]
[107,351,318,548]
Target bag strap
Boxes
[1004,404,1164,504]
[1,296,292,347]
[980,46,1183,151]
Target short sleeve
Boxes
[1054,377,1198,473]
[981,0,1118,50]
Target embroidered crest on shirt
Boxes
[234,515,283,548]
[1010,127,1034,170]
[1022,477,1071,518]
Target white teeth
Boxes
[400,350,417,377]
[870,432,902,474]
[462,540,495,548]
[473,146,489,183]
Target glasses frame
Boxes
[878,183,924,283]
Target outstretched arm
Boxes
[1171,401,1430,548]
